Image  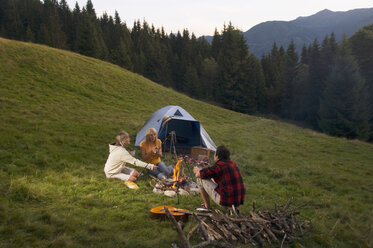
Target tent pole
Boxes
[162,122,168,156]
[169,131,177,160]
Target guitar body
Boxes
[150,205,189,222]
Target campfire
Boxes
[172,159,185,188]
[150,157,200,197]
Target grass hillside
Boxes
[1,37,372,248]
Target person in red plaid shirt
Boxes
[193,145,246,211]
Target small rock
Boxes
[164,190,177,197]
[153,188,163,194]
[189,181,198,188]
[189,187,200,195]
[178,188,189,195]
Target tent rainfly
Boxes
[135,105,216,151]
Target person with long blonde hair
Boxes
[140,128,174,179]
[104,131,157,186]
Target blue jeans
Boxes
[147,161,174,179]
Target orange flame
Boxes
[172,158,184,188]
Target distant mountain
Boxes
[244,8,373,57]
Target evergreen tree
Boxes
[58,0,74,49]
[349,24,373,140]
[138,20,160,81]
[155,31,173,86]
[281,40,299,117]
[321,33,338,68]
[246,54,266,113]
[211,28,221,60]
[25,25,35,42]
[184,65,200,96]
[215,23,260,113]
[300,45,309,64]
[349,25,373,87]
[99,12,112,55]
[261,42,286,114]
[289,64,310,120]
[195,36,211,59]
[38,23,51,45]
[304,39,323,128]
[0,0,3,33]
[0,0,23,39]
[116,38,133,69]
[169,31,187,91]
[200,57,218,100]
[71,2,81,53]
[131,20,146,74]
[18,0,44,42]
[319,33,338,87]
[42,0,67,48]
[105,11,133,69]
[85,0,96,18]
[192,36,212,98]
[74,5,101,58]
[318,39,371,140]
[181,30,205,96]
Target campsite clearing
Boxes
[1,38,373,248]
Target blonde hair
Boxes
[116,131,129,147]
[145,128,157,143]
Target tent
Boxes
[135,105,216,151]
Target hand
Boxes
[193,166,201,178]
[151,164,157,171]
[128,175,137,182]
[155,147,161,155]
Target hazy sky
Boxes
[65,0,373,37]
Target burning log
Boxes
[149,159,199,197]
[167,199,310,247]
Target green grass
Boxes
[1,37,373,247]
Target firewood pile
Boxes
[166,199,310,248]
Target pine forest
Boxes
[1,0,372,141]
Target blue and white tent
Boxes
[135,105,216,151]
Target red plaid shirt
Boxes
[200,159,245,207]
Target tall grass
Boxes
[1,38,372,247]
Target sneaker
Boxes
[195,204,211,212]
[124,180,139,189]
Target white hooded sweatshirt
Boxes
[104,144,154,175]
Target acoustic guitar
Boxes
[150,205,189,222]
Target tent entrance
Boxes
[159,119,202,151]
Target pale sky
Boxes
[65,0,373,37]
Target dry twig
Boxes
[166,199,309,247]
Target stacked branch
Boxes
[167,199,310,248]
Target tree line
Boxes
[1,0,372,141]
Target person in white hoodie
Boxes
[104,131,157,182]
